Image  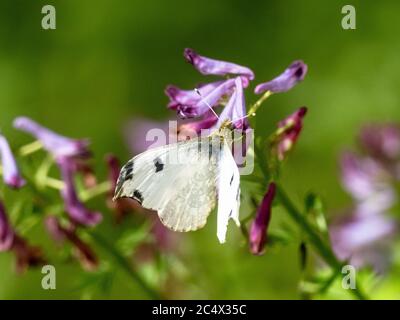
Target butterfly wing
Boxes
[114,136,222,232]
[216,140,241,243]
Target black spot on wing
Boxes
[133,189,144,204]
[124,159,134,171]
[122,160,134,180]
[230,174,234,185]
[154,158,164,173]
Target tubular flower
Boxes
[165,80,224,112]
[58,157,102,226]
[255,60,307,94]
[215,77,249,130]
[184,48,254,81]
[0,200,14,251]
[249,182,276,255]
[166,48,255,119]
[168,78,236,119]
[333,123,400,272]
[359,124,400,163]
[274,107,307,161]
[0,134,25,188]
[13,117,90,159]
[340,152,395,215]
[330,211,396,273]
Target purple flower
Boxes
[274,107,307,161]
[58,157,102,226]
[165,80,224,112]
[249,182,276,255]
[184,48,254,81]
[0,200,14,251]
[0,200,45,272]
[177,110,218,140]
[44,215,66,243]
[340,152,395,215]
[13,117,90,159]
[359,124,400,162]
[330,211,396,273]
[0,134,26,189]
[255,60,307,94]
[333,123,400,272]
[215,77,249,130]
[167,78,236,119]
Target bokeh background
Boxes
[1,0,400,299]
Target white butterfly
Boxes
[113,128,240,243]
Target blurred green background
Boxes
[1,0,400,299]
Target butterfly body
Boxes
[114,128,240,243]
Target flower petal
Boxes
[184,48,254,80]
[249,182,276,255]
[57,157,102,226]
[165,80,224,111]
[275,107,307,161]
[0,201,14,251]
[0,134,26,189]
[170,79,236,119]
[330,211,396,272]
[215,77,249,130]
[359,124,400,161]
[13,117,90,159]
[340,152,395,215]
[255,60,307,94]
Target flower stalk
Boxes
[275,185,368,300]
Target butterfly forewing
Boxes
[114,136,223,232]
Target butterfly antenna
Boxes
[195,88,220,120]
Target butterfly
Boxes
[113,127,241,243]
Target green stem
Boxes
[88,231,162,300]
[276,185,368,300]
[247,90,273,116]
[19,140,43,156]
[254,149,368,299]
[79,181,112,201]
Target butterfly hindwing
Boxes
[217,140,241,243]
